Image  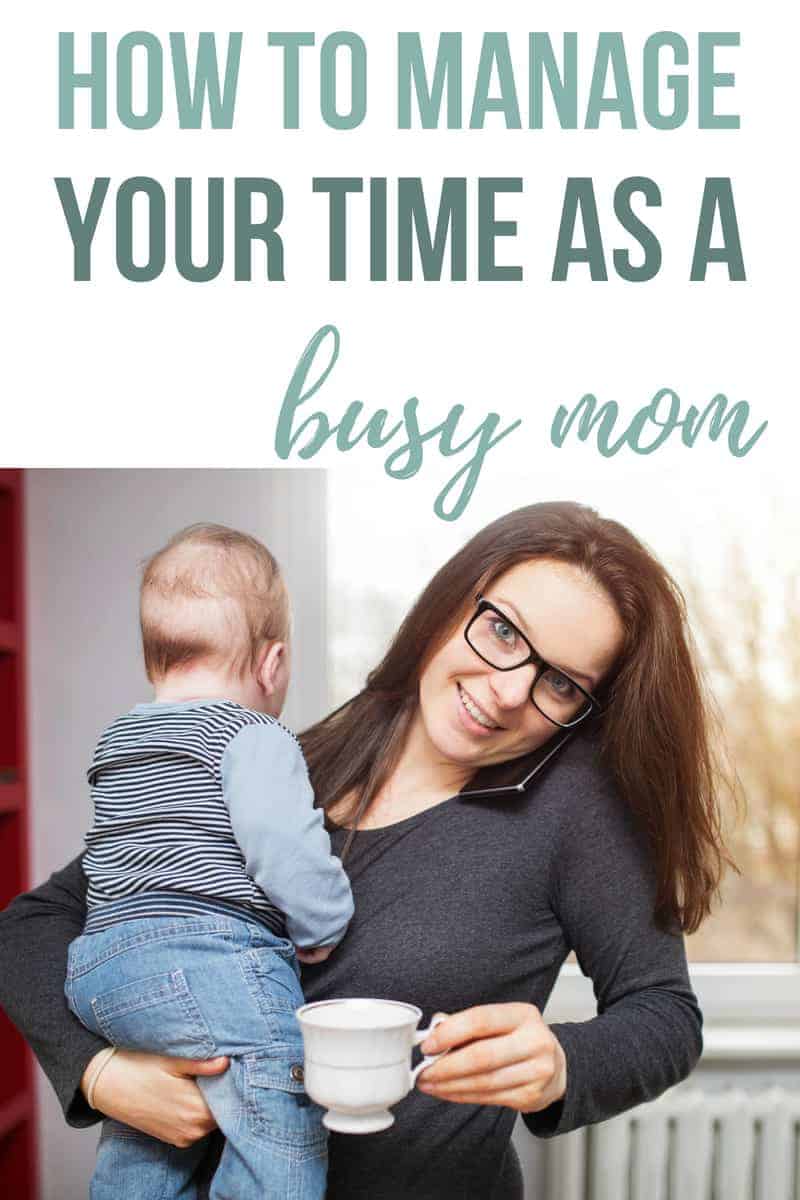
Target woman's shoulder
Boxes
[531,727,639,844]
[535,726,613,797]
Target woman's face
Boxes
[416,558,625,771]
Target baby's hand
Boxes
[296,945,334,965]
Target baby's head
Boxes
[140,523,291,716]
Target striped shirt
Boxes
[83,699,354,946]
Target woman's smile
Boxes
[456,683,504,734]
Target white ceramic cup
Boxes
[295,998,449,1134]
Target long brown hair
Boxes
[301,501,737,935]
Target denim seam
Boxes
[242,1079,328,1161]
[91,968,216,1057]
[67,921,235,978]
[238,949,299,1020]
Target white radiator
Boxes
[546,1086,800,1200]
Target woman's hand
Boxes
[82,1048,230,1148]
[417,1003,567,1114]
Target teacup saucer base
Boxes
[323,1108,395,1135]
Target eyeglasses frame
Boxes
[463,595,603,730]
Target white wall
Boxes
[24,468,327,1200]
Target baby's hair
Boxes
[140,523,289,683]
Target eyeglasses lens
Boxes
[532,671,593,727]
[467,608,530,668]
[467,608,592,727]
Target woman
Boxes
[0,502,731,1199]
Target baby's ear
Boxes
[257,640,286,696]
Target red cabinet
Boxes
[0,470,38,1198]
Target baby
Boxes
[65,523,353,1200]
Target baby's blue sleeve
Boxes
[221,722,354,948]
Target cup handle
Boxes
[410,1013,449,1086]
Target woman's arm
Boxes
[523,761,703,1137]
[0,856,104,1126]
[0,856,229,1144]
[418,758,703,1135]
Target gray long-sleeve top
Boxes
[0,729,702,1199]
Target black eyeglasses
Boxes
[463,596,602,729]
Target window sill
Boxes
[701,1024,800,1062]
[545,962,800,1026]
